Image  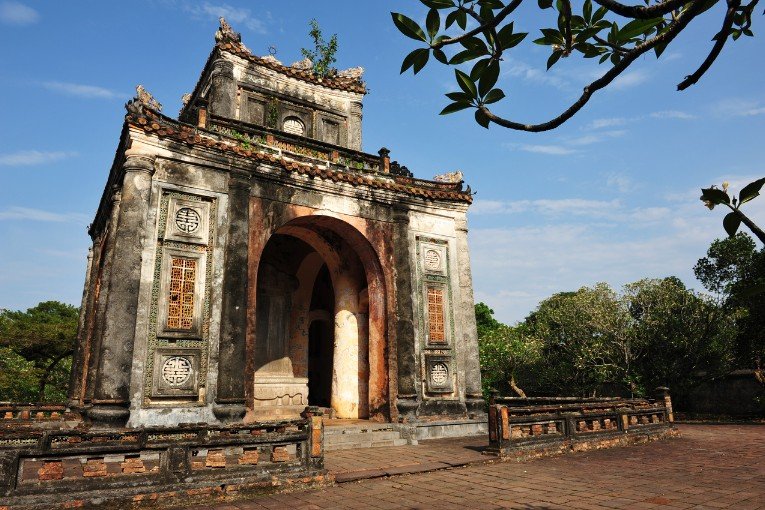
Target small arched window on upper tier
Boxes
[283,116,305,136]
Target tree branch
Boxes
[592,0,704,19]
[593,34,629,54]
[677,0,740,90]
[432,0,524,49]
[480,0,706,132]
[562,0,574,53]
[733,208,765,244]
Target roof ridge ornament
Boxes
[126,85,162,115]
[433,171,464,184]
[215,16,241,43]
[337,67,364,80]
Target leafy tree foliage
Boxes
[695,233,765,382]
[300,19,339,77]
[392,0,760,131]
[477,277,740,405]
[0,301,78,402]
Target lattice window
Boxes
[427,286,446,343]
[283,116,305,136]
[167,257,196,329]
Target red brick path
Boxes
[191,424,765,509]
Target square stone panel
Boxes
[151,348,200,398]
[164,196,211,245]
[424,354,454,394]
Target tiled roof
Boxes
[217,40,367,95]
[126,106,471,204]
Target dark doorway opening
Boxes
[307,264,334,408]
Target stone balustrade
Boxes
[486,390,674,456]
[0,407,326,509]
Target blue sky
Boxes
[0,1,763,323]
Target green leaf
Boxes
[433,48,448,64]
[446,91,472,102]
[426,9,440,40]
[475,108,491,128]
[401,48,430,74]
[445,10,460,28]
[701,187,731,205]
[479,61,500,97]
[391,12,427,42]
[618,17,662,41]
[450,49,482,65]
[420,0,455,8]
[500,30,527,50]
[592,5,608,23]
[739,177,765,205]
[538,0,554,8]
[583,0,592,23]
[412,48,430,74]
[460,36,489,53]
[456,10,467,29]
[470,58,492,81]
[540,28,564,44]
[547,50,563,70]
[440,101,473,115]
[723,212,741,237]
[479,0,505,8]
[483,88,505,104]
[455,69,478,98]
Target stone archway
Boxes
[248,215,388,421]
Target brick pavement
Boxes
[189,424,765,510]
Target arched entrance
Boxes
[249,215,387,421]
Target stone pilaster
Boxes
[455,217,484,417]
[67,246,94,408]
[392,207,420,421]
[214,170,251,422]
[88,154,155,426]
[209,59,236,119]
[348,101,363,151]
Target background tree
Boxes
[625,277,738,403]
[695,233,765,383]
[392,0,760,131]
[0,301,78,402]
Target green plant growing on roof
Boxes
[301,19,339,77]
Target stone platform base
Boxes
[393,418,489,442]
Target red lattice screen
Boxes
[168,258,196,329]
[427,286,446,343]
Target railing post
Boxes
[378,147,390,173]
[302,406,324,470]
[656,386,673,423]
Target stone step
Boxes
[323,427,409,451]
[325,430,402,444]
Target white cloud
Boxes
[587,117,629,129]
[713,98,765,118]
[649,110,697,120]
[504,58,568,90]
[471,198,620,217]
[610,69,650,90]
[0,150,77,166]
[566,130,626,146]
[514,144,578,155]
[0,1,38,25]
[40,81,123,99]
[186,2,268,34]
[0,207,88,224]
[605,172,639,194]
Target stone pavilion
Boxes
[68,19,484,435]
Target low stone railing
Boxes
[0,403,80,425]
[0,407,326,508]
[487,389,674,456]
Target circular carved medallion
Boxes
[424,249,441,271]
[175,207,200,234]
[431,363,448,386]
[162,356,192,386]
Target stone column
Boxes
[88,154,155,426]
[455,216,484,417]
[214,170,251,422]
[392,207,420,421]
[331,273,361,419]
[209,59,236,119]
[348,101,363,151]
[67,246,94,408]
